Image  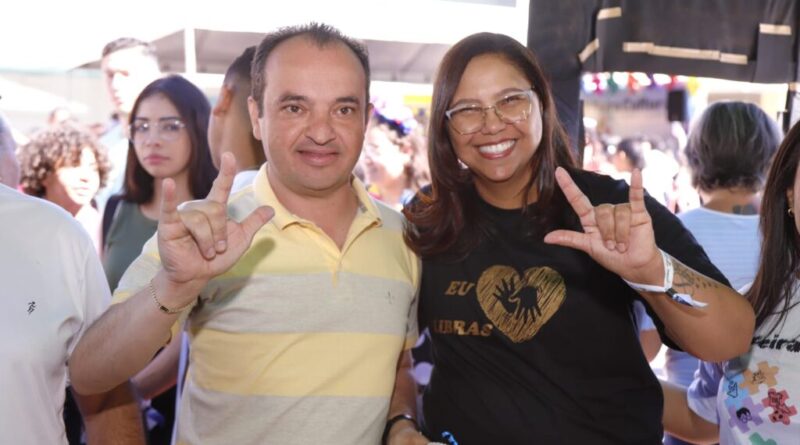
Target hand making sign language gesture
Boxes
[543,166,754,362]
[544,167,664,287]
[69,152,274,395]
[158,152,274,293]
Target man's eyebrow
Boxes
[277,95,360,104]
[335,96,360,105]
[278,93,308,103]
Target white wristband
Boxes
[623,250,708,308]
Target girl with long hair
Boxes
[103,75,217,292]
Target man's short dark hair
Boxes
[250,22,370,117]
[686,101,782,192]
[225,46,256,85]
[102,37,158,59]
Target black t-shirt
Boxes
[418,170,728,445]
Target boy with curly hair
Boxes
[18,124,110,253]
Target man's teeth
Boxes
[478,140,514,154]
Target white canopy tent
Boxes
[0,0,529,130]
[1,0,529,76]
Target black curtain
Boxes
[528,0,800,148]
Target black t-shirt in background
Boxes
[419,170,728,445]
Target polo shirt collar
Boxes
[252,163,382,230]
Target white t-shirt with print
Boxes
[0,185,111,444]
[688,282,800,445]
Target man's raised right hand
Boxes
[156,152,274,295]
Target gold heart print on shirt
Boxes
[476,265,566,343]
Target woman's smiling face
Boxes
[447,53,543,207]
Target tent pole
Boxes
[184,27,197,74]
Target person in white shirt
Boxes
[0,114,144,444]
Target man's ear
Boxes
[365,102,374,125]
[212,84,234,117]
[247,96,263,141]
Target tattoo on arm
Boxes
[671,257,721,296]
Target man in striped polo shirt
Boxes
[70,23,429,445]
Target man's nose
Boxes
[305,113,336,145]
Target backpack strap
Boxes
[102,194,123,248]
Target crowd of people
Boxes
[1,21,798,445]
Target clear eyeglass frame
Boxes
[445,88,536,135]
[129,119,186,144]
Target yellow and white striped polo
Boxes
[113,165,419,445]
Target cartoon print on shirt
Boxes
[749,432,777,445]
[476,265,565,343]
[761,388,797,425]
[727,398,765,433]
[717,352,800,442]
[27,301,36,315]
[725,374,748,408]
[742,361,779,395]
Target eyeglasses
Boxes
[130,118,186,144]
[445,89,535,135]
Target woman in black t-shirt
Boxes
[403,32,756,445]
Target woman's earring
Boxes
[789,207,795,216]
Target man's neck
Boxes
[229,141,259,173]
[224,116,262,173]
[267,170,359,249]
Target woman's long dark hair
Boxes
[403,32,576,258]
[123,74,217,203]
[746,120,800,333]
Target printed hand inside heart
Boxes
[476,265,566,343]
